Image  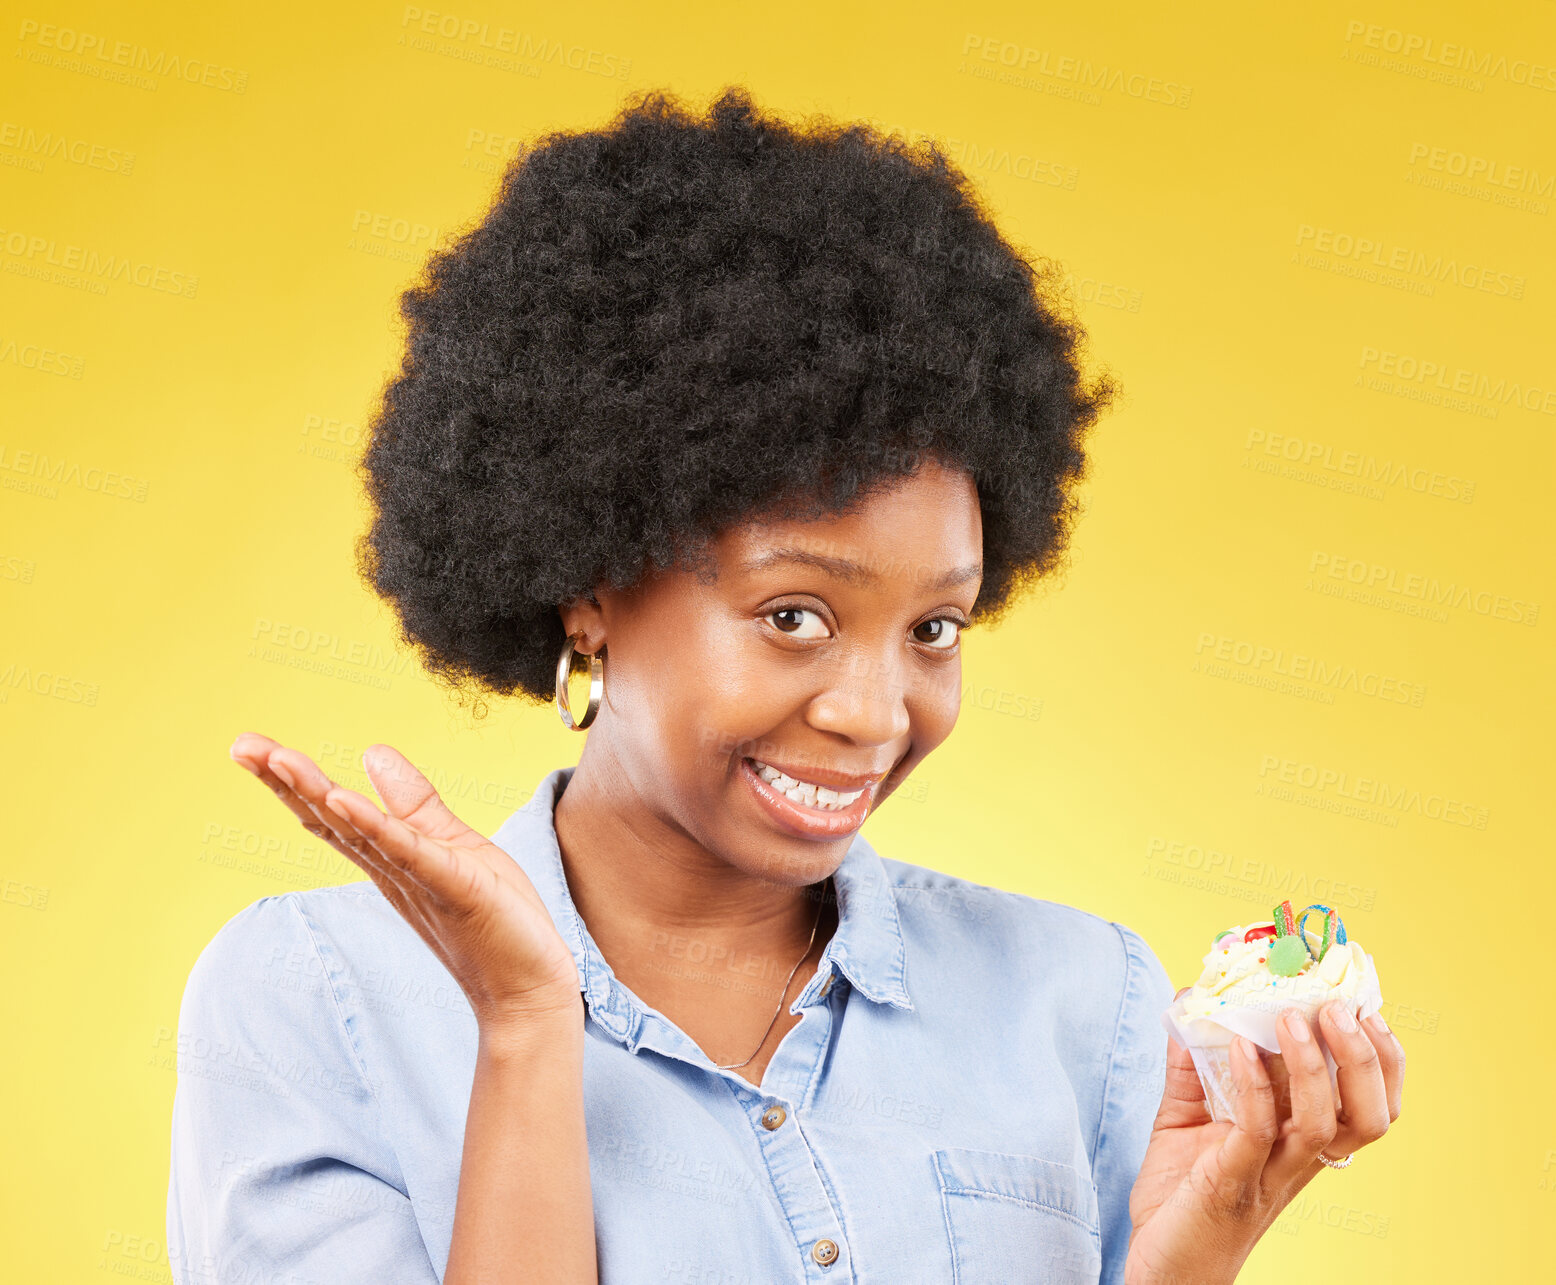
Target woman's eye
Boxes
[767,607,831,640]
[913,618,962,650]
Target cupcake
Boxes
[1160,900,1384,1123]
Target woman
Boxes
[167,87,1404,1284]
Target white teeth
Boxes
[751,759,864,811]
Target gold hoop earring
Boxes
[555,633,604,731]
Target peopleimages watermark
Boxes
[1406,142,1553,196]
[0,335,85,379]
[0,224,199,298]
[2,876,50,911]
[397,7,632,81]
[1307,552,1539,626]
[0,658,100,706]
[0,442,149,501]
[959,34,1193,107]
[1193,632,1426,707]
[1342,20,1556,93]
[1144,835,1378,911]
[1273,1191,1391,1239]
[1243,430,1474,504]
[0,120,136,175]
[1256,754,1490,830]
[1294,223,1526,298]
[861,116,1079,191]
[248,616,416,690]
[14,18,250,93]
[1404,142,1552,216]
[1358,347,1555,416]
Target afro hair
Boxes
[353,84,1119,712]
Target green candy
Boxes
[1266,935,1308,976]
[1212,927,1240,948]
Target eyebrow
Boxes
[739,548,982,592]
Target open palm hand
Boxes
[228,732,581,1027]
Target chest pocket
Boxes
[933,1147,1103,1284]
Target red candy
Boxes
[1243,924,1278,943]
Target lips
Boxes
[738,756,875,839]
[743,756,887,792]
[747,761,865,814]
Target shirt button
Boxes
[761,1104,787,1130]
[811,1238,839,1266]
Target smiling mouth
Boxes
[747,758,866,811]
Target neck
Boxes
[551,740,837,989]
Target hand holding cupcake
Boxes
[1122,899,1406,1285]
[1164,901,1384,1122]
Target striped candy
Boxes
[1295,903,1347,963]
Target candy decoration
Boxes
[1295,903,1346,963]
[1266,935,1307,976]
[1212,928,1240,949]
[1243,924,1277,943]
[1273,900,1297,937]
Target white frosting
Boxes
[1162,918,1385,1055]
[1183,920,1368,1021]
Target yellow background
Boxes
[3,1,1551,1279]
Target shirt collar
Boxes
[489,765,914,1031]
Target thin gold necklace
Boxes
[716,884,828,1071]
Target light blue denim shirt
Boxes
[167,765,1174,1284]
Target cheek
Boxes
[911,661,964,744]
[682,636,804,763]
[623,615,793,774]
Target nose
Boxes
[806,647,912,747]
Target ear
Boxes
[558,593,607,654]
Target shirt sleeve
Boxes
[166,893,440,1284]
[1093,922,1175,1285]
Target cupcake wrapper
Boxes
[1177,1040,1338,1124]
[1160,947,1384,1124]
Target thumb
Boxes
[362,744,463,839]
[1155,988,1213,1124]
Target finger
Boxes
[262,744,438,934]
[232,734,352,850]
[314,790,475,982]
[1320,1000,1393,1152]
[361,743,471,845]
[230,736,448,962]
[1264,1006,1339,1189]
[261,744,403,882]
[323,782,493,914]
[1192,1035,1279,1216]
[268,746,459,950]
[1155,1031,1214,1129]
[1363,1011,1405,1122]
[231,734,390,881]
[357,744,515,890]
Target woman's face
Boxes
[566,458,983,888]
